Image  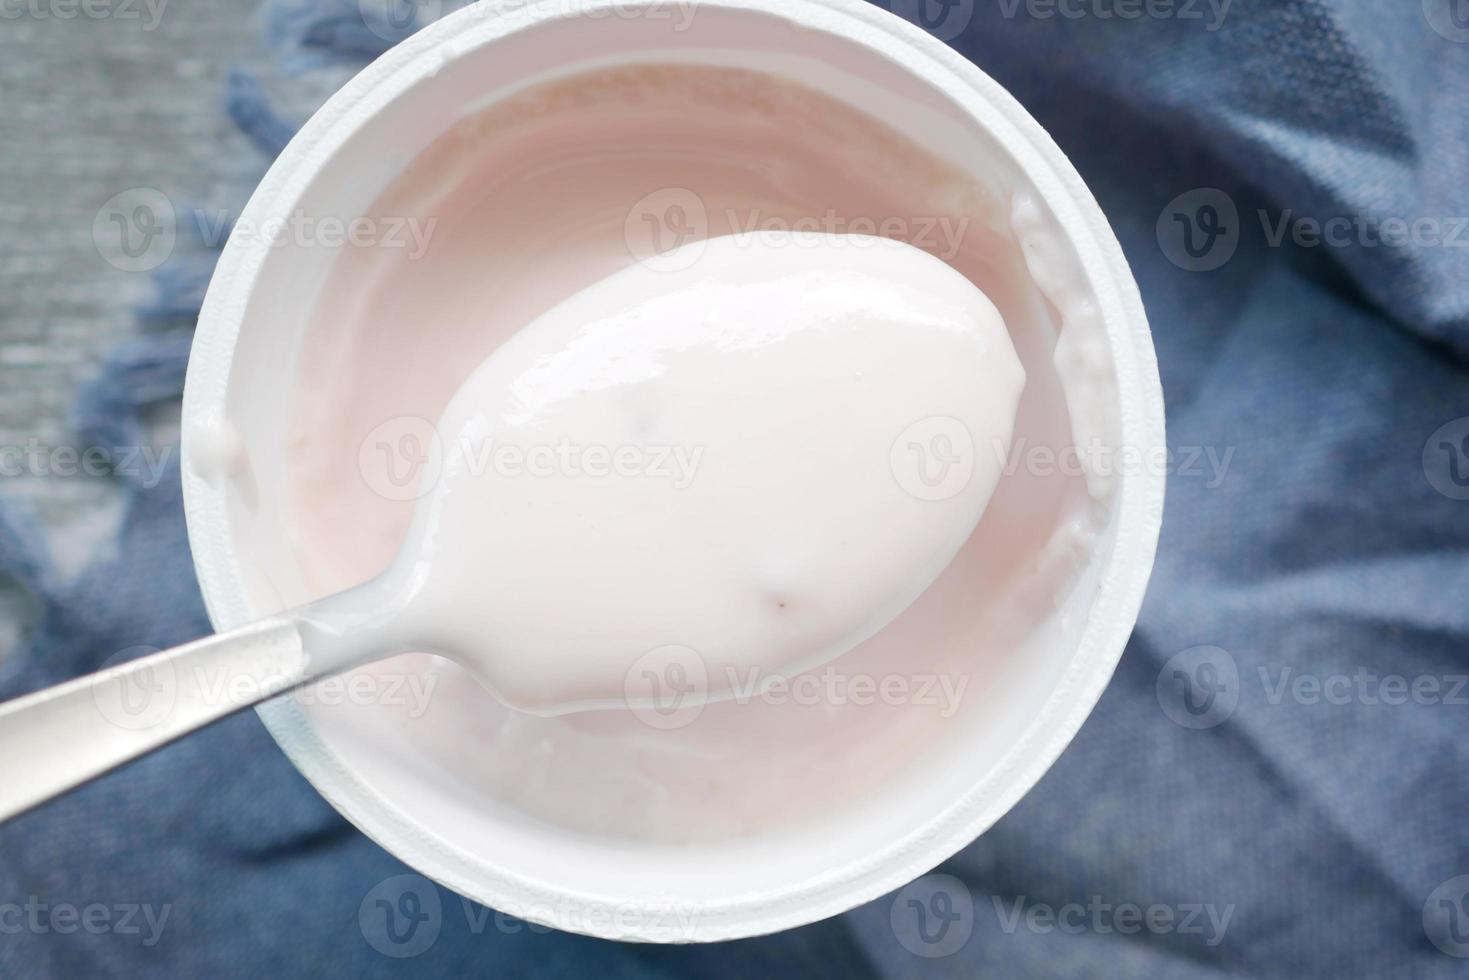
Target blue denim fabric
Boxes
[2,1,1467,976]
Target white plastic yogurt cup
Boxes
[182,0,1164,942]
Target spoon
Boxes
[0,232,1024,822]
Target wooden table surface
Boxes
[0,2,351,659]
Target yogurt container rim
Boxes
[181,0,1165,942]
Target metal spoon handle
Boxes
[0,616,318,823]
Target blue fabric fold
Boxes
[2,1,1466,976]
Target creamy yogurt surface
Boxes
[284,65,1098,841]
[357,232,1024,713]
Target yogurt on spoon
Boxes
[318,231,1026,712]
